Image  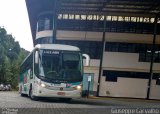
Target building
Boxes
[25,0,160,99]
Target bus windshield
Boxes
[38,49,82,82]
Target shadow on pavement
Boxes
[34,97,118,106]
[20,94,116,106]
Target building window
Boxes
[105,42,137,53]
[154,73,160,85]
[139,51,160,63]
[55,40,102,59]
[139,45,160,62]
[36,37,52,44]
[57,14,160,34]
[105,42,160,63]
[102,70,150,82]
[37,15,53,32]
[155,51,160,62]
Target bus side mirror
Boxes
[82,54,90,66]
[35,51,39,64]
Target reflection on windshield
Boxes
[40,54,59,79]
[38,50,82,82]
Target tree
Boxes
[0,26,29,89]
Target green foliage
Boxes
[0,27,29,89]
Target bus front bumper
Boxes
[33,86,82,98]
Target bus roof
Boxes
[35,44,80,51]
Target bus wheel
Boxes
[20,86,25,97]
[29,88,38,101]
[21,93,26,97]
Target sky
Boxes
[0,0,33,51]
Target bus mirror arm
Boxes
[35,51,39,64]
[82,54,90,66]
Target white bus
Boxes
[19,44,89,101]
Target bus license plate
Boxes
[57,92,65,96]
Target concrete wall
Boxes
[99,76,148,98]
[36,30,53,39]
[56,30,160,44]
[83,55,159,99]
[102,52,160,72]
[150,80,160,100]
[99,51,160,98]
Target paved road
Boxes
[0,91,160,114]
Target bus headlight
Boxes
[76,85,82,90]
[41,83,46,88]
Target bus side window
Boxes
[34,51,39,76]
[30,53,33,79]
[30,70,33,79]
[156,78,160,85]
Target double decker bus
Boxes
[19,44,89,101]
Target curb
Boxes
[87,96,160,103]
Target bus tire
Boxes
[29,88,38,101]
[20,93,26,97]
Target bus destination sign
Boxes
[43,50,59,55]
